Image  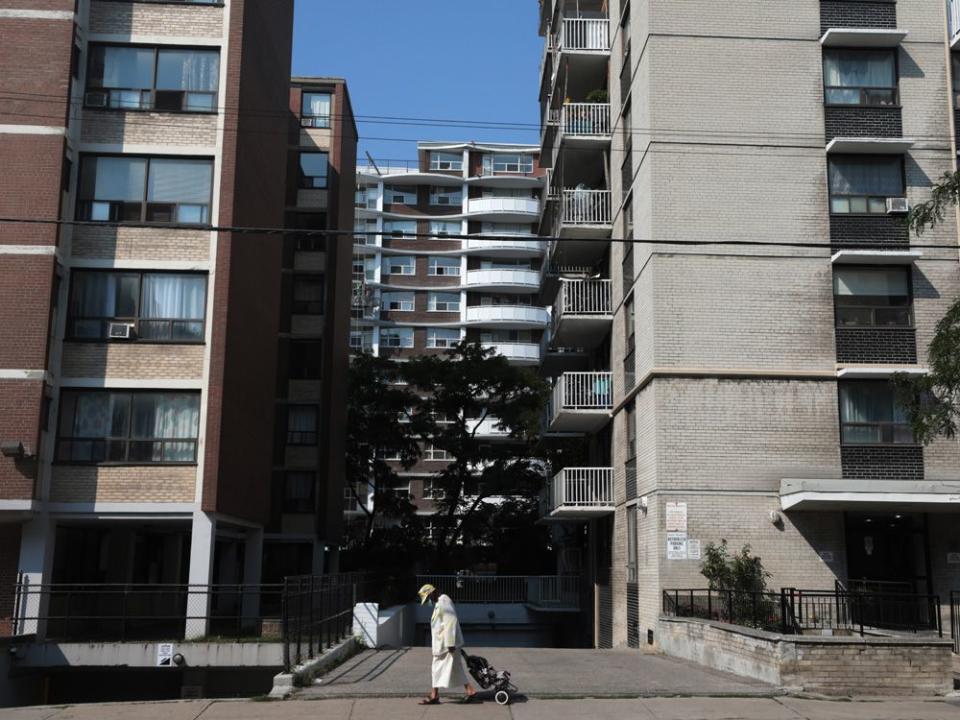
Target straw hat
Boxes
[417,583,436,605]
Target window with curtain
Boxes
[833,266,912,327]
[823,49,897,106]
[428,292,460,312]
[292,276,324,315]
[57,390,200,464]
[86,45,219,112]
[427,328,461,348]
[78,155,213,224]
[828,156,904,214]
[429,185,463,206]
[429,152,463,171]
[290,340,322,379]
[427,256,460,276]
[839,381,913,445]
[299,153,328,189]
[68,270,206,342]
[286,405,318,445]
[284,471,315,513]
[301,92,331,128]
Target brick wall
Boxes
[88,0,224,38]
[70,226,210,262]
[840,445,924,480]
[0,525,21,637]
[80,112,218,148]
[50,465,196,503]
[824,106,903,142]
[820,1,898,33]
[0,381,43,501]
[60,343,204,380]
[829,215,910,247]
[834,327,917,364]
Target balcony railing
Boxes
[549,467,613,513]
[466,268,541,289]
[558,18,610,52]
[561,103,611,138]
[951,0,960,44]
[552,371,613,411]
[466,235,545,254]
[467,197,540,216]
[555,278,612,317]
[561,189,612,226]
[484,342,542,363]
[466,305,550,326]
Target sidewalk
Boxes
[2,696,960,720]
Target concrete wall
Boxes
[658,616,954,696]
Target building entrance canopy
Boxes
[780,478,960,512]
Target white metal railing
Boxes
[560,18,610,52]
[952,0,960,41]
[550,467,614,509]
[466,305,550,326]
[467,197,540,215]
[466,269,541,288]
[415,574,579,608]
[553,371,613,411]
[555,278,612,317]
[547,107,561,127]
[562,103,611,137]
[466,236,545,253]
[484,342,541,362]
[561,189,611,225]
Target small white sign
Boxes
[157,643,174,667]
[667,532,688,560]
[819,551,834,563]
[665,502,687,533]
[687,539,701,561]
[947,552,960,565]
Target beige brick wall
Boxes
[70,226,209,262]
[80,111,218,148]
[300,128,333,152]
[296,189,328,210]
[60,343,204,380]
[50,465,195,503]
[88,1,224,39]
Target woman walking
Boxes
[417,583,478,705]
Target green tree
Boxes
[402,341,549,563]
[700,539,770,594]
[893,171,960,442]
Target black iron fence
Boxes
[661,589,791,633]
[951,590,959,654]
[12,581,284,642]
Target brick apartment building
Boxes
[537,0,960,648]
[0,0,355,637]
[349,142,546,524]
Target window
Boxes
[355,185,377,209]
[289,340,322,379]
[481,187,532,199]
[427,328,461,348]
[354,257,377,282]
[627,506,638,582]
[953,55,960,109]
[68,271,206,342]
[429,151,463,171]
[284,472,315,513]
[424,444,451,461]
[429,186,463,206]
[289,211,327,252]
[839,381,913,445]
[86,45,219,112]
[626,402,636,460]
[423,479,445,499]
[383,480,410,499]
[834,267,912,328]
[428,292,460,312]
[299,152,328,189]
[350,329,374,352]
[431,221,461,237]
[482,154,534,174]
[78,155,213,224]
[301,91,331,128]
[480,330,532,343]
[293,276,324,314]
[428,257,460,276]
[287,405,318,445]
[480,222,532,236]
[480,294,532,306]
[480,259,531,270]
[354,219,377,244]
[828,156,904,214]
[823,49,897,106]
[383,256,416,276]
[384,185,417,205]
[383,220,417,238]
[381,327,414,348]
[382,292,415,312]
[376,447,402,461]
[57,390,200,464]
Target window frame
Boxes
[380,327,415,348]
[300,90,332,129]
[383,256,416,276]
[833,265,914,329]
[426,327,461,348]
[822,48,899,108]
[286,404,319,446]
[382,292,415,312]
[482,153,535,175]
[427,292,461,313]
[76,154,214,226]
[67,269,207,344]
[56,389,201,466]
[383,220,418,239]
[383,185,418,206]
[827,155,906,215]
[838,380,915,446]
[298,152,329,189]
[429,152,463,172]
[427,257,461,276]
[292,275,324,315]
[428,186,463,206]
[289,340,323,379]
[85,43,220,114]
[283,471,316,514]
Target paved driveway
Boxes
[298,647,775,700]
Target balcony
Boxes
[484,342,542,365]
[466,268,541,292]
[952,0,960,47]
[547,467,614,519]
[465,235,546,256]
[560,103,611,144]
[551,278,612,348]
[558,189,612,236]
[548,371,612,432]
[465,305,550,329]
[467,197,540,222]
[557,18,610,53]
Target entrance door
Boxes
[844,512,930,595]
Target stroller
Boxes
[461,649,517,705]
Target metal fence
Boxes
[12,581,283,642]
[950,590,959,654]
[662,589,790,633]
[415,574,580,609]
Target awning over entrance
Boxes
[780,478,960,512]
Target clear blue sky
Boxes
[292,0,544,164]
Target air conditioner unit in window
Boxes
[85,91,108,108]
[108,322,135,340]
[886,197,910,215]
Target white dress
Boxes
[430,594,469,688]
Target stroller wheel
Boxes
[495,690,510,706]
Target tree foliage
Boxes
[907,170,960,236]
[700,540,771,594]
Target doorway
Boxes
[844,512,930,595]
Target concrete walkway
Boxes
[298,646,774,699]
[2,696,960,720]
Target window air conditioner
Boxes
[886,197,910,215]
[108,322,135,339]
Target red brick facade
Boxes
[0,524,21,637]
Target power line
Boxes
[1,215,957,251]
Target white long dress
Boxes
[430,594,469,689]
